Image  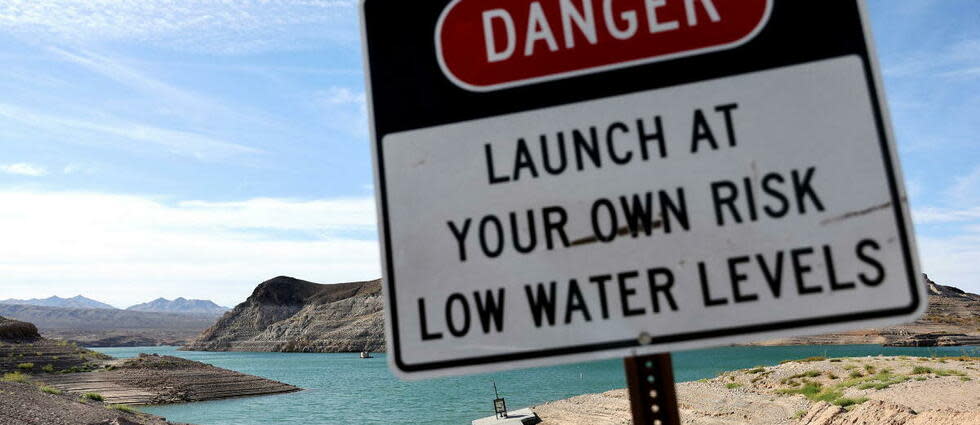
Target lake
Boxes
[93,345,979,425]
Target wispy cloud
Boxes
[317,87,365,106]
[0,0,358,54]
[314,86,368,139]
[884,38,980,80]
[48,48,277,128]
[0,163,48,177]
[50,48,214,109]
[0,103,260,160]
[0,190,379,307]
[947,164,980,204]
[912,165,980,224]
[914,207,980,224]
[62,164,96,175]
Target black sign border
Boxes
[361,0,922,374]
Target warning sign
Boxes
[360,0,925,378]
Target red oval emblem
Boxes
[437,0,772,91]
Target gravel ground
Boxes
[0,381,187,425]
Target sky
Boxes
[0,0,977,308]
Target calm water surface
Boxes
[93,345,979,425]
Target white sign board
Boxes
[361,0,925,378]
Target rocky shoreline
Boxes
[1,315,299,425]
[533,355,980,424]
[37,354,300,405]
[0,380,188,425]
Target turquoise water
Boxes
[93,345,979,425]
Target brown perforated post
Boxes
[624,353,681,425]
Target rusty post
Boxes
[624,353,681,425]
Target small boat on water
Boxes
[360,351,373,359]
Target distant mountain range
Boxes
[0,295,229,347]
[127,298,229,315]
[0,295,229,315]
[0,295,116,310]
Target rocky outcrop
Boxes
[885,333,980,347]
[0,316,39,340]
[182,276,384,353]
[754,275,980,347]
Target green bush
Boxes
[911,366,966,377]
[835,397,869,407]
[725,382,742,389]
[780,356,826,364]
[16,363,34,371]
[108,404,138,414]
[778,382,827,398]
[911,366,933,374]
[778,382,863,407]
[41,364,55,373]
[2,372,28,383]
[936,369,966,377]
[39,386,63,395]
[81,392,104,402]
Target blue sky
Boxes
[0,0,977,307]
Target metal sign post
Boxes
[492,380,508,419]
[625,353,681,425]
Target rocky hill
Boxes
[182,276,384,353]
[0,295,116,310]
[126,297,229,316]
[753,275,980,346]
[184,274,976,353]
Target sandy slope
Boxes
[533,356,980,425]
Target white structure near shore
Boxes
[472,408,540,425]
